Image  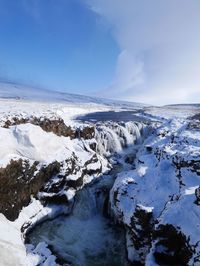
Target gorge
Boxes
[0,94,199,266]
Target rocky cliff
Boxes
[110,113,200,265]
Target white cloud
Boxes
[87,0,200,105]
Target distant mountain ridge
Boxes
[0,82,147,109]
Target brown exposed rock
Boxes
[3,117,29,128]
[3,116,96,140]
[66,154,102,189]
[76,126,95,139]
[42,155,81,195]
[3,116,76,138]
[0,159,60,221]
[41,154,103,204]
[32,117,76,138]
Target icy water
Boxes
[75,110,148,123]
[27,121,143,266]
[28,173,130,266]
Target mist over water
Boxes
[28,174,130,266]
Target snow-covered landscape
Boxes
[0,83,199,266]
[1,0,200,265]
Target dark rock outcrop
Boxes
[32,117,76,138]
[76,126,95,140]
[3,117,29,128]
[3,116,96,140]
[3,117,76,139]
[130,205,154,264]
[40,154,104,204]
[173,157,200,177]
[153,224,193,265]
[0,159,60,221]
[125,153,136,165]
[195,186,200,205]
[188,113,200,130]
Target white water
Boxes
[28,174,130,266]
[27,122,147,266]
[95,121,145,156]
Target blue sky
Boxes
[0,0,200,104]
[0,0,119,94]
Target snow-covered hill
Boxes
[0,81,146,108]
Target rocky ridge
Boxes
[0,116,146,225]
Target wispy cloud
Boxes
[86,0,200,104]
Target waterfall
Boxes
[72,184,106,220]
[95,126,122,155]
[27,175,129,266]
[95,121,145,156]
[26,120,148,266]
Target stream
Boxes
[27,162,132,266]
[26,120,146,266]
